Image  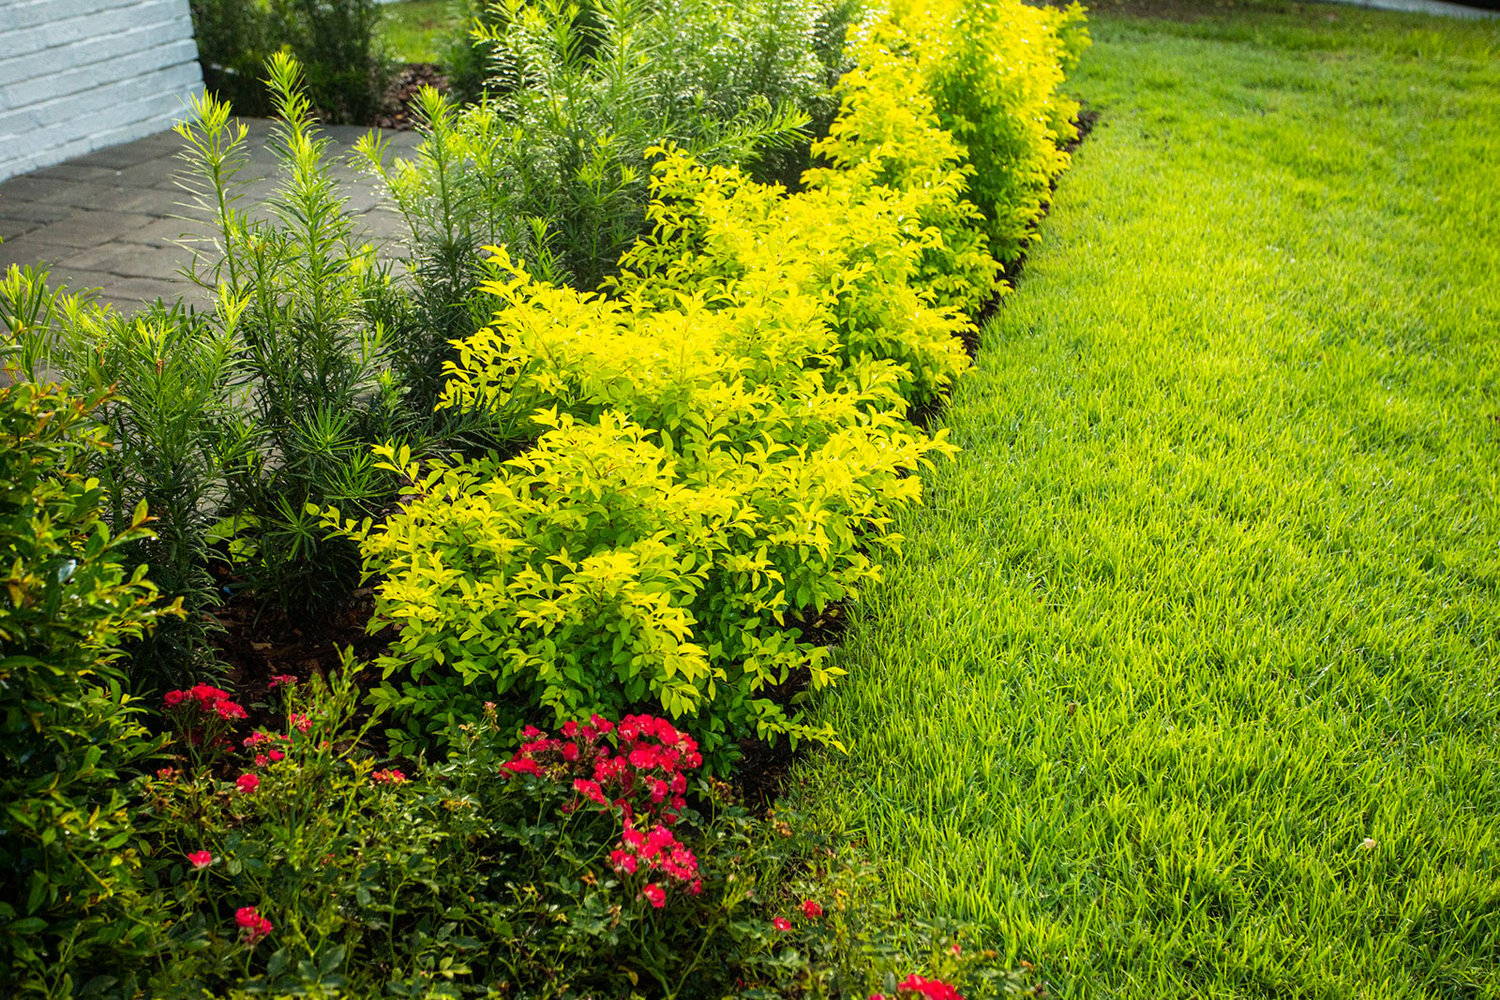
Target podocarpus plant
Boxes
[389,0,830,290]
[0,378,175,994]
[354,88,540,419]
[177,54,405,615]
[447,0,855,126]
[2,56,410,652]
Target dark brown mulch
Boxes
[373,62,451,131]
[211,588,390,704]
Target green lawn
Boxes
[795,5,1500,997]
[381,0,456,64]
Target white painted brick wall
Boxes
[0,0,204,180]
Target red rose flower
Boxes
[187,851,213,869]
[642,883,666,908]
[502,757,541,776]
[896,975,962,1000]
[236,773,260,794]
[801,899,824,919]
[235,906,273,944]
[772,917,792,932]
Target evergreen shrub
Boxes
[189,0,390,123]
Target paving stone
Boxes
[24,209,154,248]
[22,163,124,185]
[341,184,391,215]
[108,158,193,190]
[0,201,71,232]
[0,194,74,228]
[60,242,195,282]
[52,272,209,313]
[1,117,422,314]
[0,239,83,271]
[66,140,174,171]
[116,215,206,249]
[38,182,174,214]
[0,217,43,240]
[0,174,63,203]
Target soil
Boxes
[209,584,391,738]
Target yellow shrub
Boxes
[614,149,974,408]
[335,407,951,763]
[871,0,1090,263]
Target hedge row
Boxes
[338,0,1090,767]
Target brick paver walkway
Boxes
[0,119,421,313]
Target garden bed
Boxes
[1,0,1092,994]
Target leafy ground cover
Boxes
[795,4,1500,997]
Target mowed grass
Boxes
[381,0,456,64]
[794,6,1500,998]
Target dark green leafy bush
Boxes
[176,55,407,616]
[1,270,253,685]
[189,0,391,122]
[2,57,433,647]
[0,379,174,993]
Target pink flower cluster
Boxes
[236,905,273,945]
[371,768,407,784]
[769,898,824,932]
[164,684,247,721]
[243,729,290,768]
[501,714,706,907]
[870,975,963,1000]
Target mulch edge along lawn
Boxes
[792,5,1500,998]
